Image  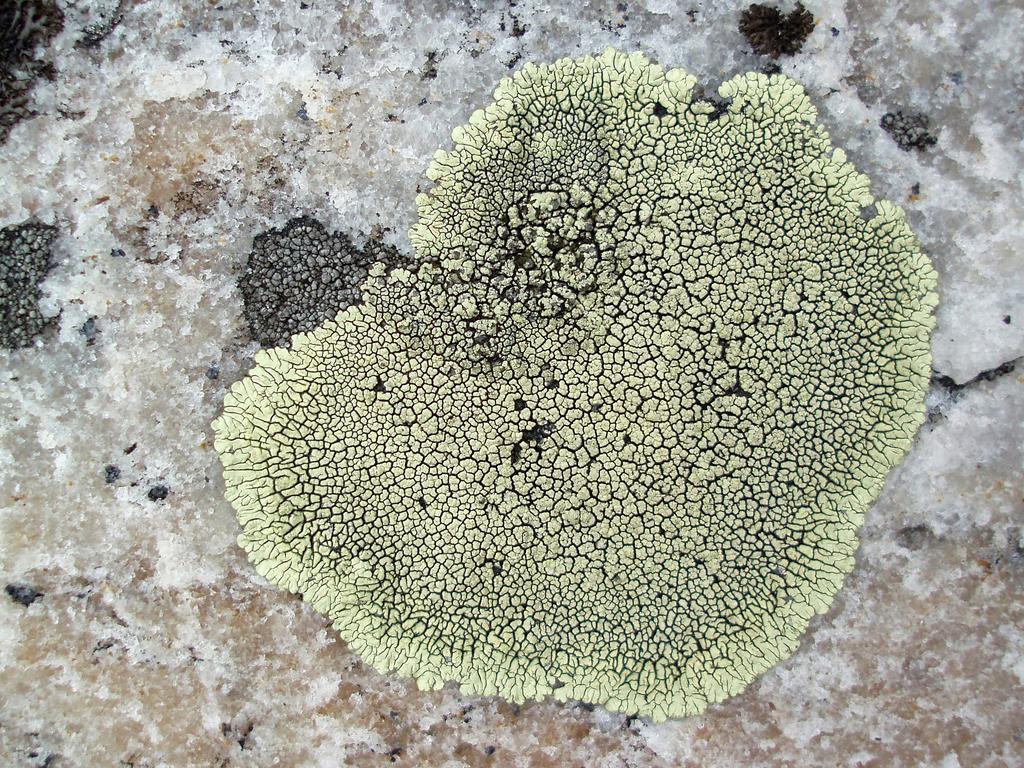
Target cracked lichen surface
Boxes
[213,49,937,721]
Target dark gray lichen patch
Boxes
[239,216,407,347]
[739,2,814,58]
[881,110,938,152]
[0,0,64,143]
[0,220,57,349]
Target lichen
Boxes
[213,50,937,721]
[0,0,63,143]
[739,2,815,58]
[238,216,407,347]
[880,110,938,152]
[0,220,57,349]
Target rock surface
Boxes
[1,1,1021,767]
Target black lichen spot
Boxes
[239,216,408,347]
[422,50,439,81]
[739,2,814,58]
[1,0,64,143]
[521,422,556,444]
[0,220,57,349]
[513,421,557,464]
[483,745,497,755]
[0,0,62,65]
[221,720,254,750]
[5,583,43,606]
[75,0,125,50]
[928,357,1020,422]
[104,464,121,483]
[692,86,732,120]
[79,316,99,345]
[147,484,169,501]
[880,110,938,152]
[508,6,527,38]
[205,363,220,380]
[600,2,629,32]
[1003,315,1012,325]
[934,358,1018,397]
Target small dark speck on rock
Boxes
[124,442,137,454]
[205,364,220,380]
[509,14,527,38]
[896,524,936,551]
[148,484,169,501]
[1003,315,1011,325]
[484,745,496,755]
[881,110,938,152]
[830,26,840,36]
[104,464,121,483]
[80,316,99,345]
[739,2,815,58]
[422,50,439,80]
[6,583,43,606]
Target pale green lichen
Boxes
[213,49,937,721]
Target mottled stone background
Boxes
[1,1,1021,766]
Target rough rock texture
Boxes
[0,1,1021,767]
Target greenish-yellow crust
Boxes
[213,49,937,721]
